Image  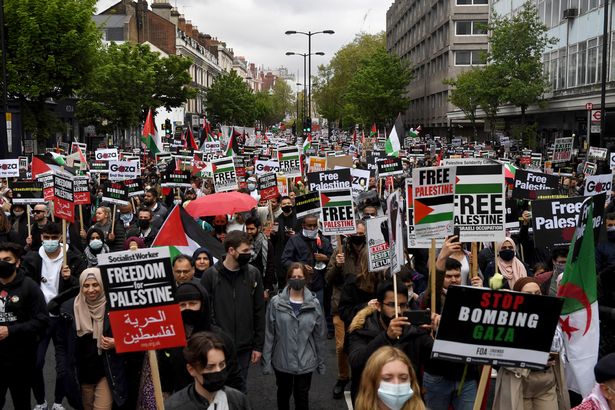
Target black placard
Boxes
[511,169,560,200]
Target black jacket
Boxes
[338,275,376,327]
[22,248,86,294]
[125,224,160,248]
[281,233,333,291]
[165,384,251,410]
[201,261,266,353]
[0,271,49,363]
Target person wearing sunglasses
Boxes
[26,204,50,252]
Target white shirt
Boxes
[38,245,63,304]
[208,390,229,410]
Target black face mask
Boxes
[499,249,515,261]
[281,206,293,214]
[181,309,201,327]
[350,235,366,246]
[287,278,305,291]
[138,219,150,229]
[0,260,16,279]
[214,225,227,233]
[236,253,251,266]
[200,368,228,392]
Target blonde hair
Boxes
[355,346,425,410]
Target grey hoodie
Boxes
[262,286,326,375]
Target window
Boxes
[587,38,598,84]
[557,48,566,89]
[550,50,558,89]
[455,50,486,65]
[578,41,587,85]
[568,44,578,87]
[545,0,552,27]
[611,32,615,81]
[456,0,487,4]
[455,20,488,35]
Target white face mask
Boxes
[13,210,24,217]
[303,228,318,239]
[377,381,414,410]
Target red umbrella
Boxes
[185,191,258,217]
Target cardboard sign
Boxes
[307,169,352,192]
[376,157,403,177]
[387,191,405,275]
[511,169,560,200]
[412,166,456,239]
[326,155,354,170]
[125,178,145,198]
[161,170,191,188]
[9,181,44,204]
[0,159,19,178]
[584,173,613,197]
[552,137,573,163]
[588,146,608,161]
[278,147,302,177]
[211,157,237,192]
[454,164,506,242]
[308,157,327,173]
[98,247,186,353]
[319,188,356,235]
[531,193,605,249]
[73,176,91,205]
[108,160,140,181]
[53,174,74,222]
[95,148,119,162]
[102,182,129,206]
[432,285,563,369]
[366,216,390,271]
[257,172,279,201]
[295,192,321,218]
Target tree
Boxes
[5,0,101,139]
[343,47,412,125]
[488,2,556,136]
[445,69,484,138]
[253,91,277,127]
[271,80,294,122]
[76,43,195,132]
[477,65,507,138]
[206,70,255,126]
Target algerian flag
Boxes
[385,114,404,157]
[140,108,163,156]
[302,133,312,153]
[557,196,600,397]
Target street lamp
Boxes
[285,30,334,118]
[285,51,325,122]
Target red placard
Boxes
[109,305,186,353]
[53,197,75,223]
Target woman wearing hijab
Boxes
[123,236,145,251]
[483,237,531,290]
[192,247,213,279]
[84,228,109,268]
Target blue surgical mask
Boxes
[120,213,132,223]
[377,381,414,410]
[42,239,60,253]
[89,239,103,250]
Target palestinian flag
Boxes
[369,123,377,137]
[557,197,599,397]
[302,133,312,154]
[152,204,224,263]
[211,157,237,192]
[385,114,404,157]
[455,165,503,195]
[32,154,74,179]
[225,128,241,157]
[140,108,162,156]
[319,188,356,234]
[414,195,455,225]
[320,189,352,208]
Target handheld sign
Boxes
[412,166,456,238]
[376,157,403,178]
[108,160,140,181]
[552,137,573,163]
[98,247,186,353]
[254,159,280,175]
[278,146,302,177]
[319,188,356,235]
[584,173,613,197]
[307,169,352,192]
[0,159,19,178]
[125,178,145,198]
[588,146,608,162]
[211,157,238,192]
[308,157,326,173]
[257,172,279,201]
[73,176,91,205]
[9,181,44,204]
[348,168,370,200]
[161,170,191,189]
[90,161,109,173]
[95,148,119,162]
[102,182,129,206]
[511,169,560,200]
[432,285,563,369]
[387,191,405,275]
[295,192,321,219]
[366,216,390,271]
[53,174,75,222]
[37,172,54,201]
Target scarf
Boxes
[250,231,268,272]
[74,268,107,352]
[496,238,527,288]
[84,244,109,267]
[580,383,611,409]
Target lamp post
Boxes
[296,82,302,136]
[285,51,325,123]
[285,30,334,118]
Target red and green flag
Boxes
[141,109,163,156]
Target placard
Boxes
[70,142,87,155]
[387,191,405,275]
[588,146,608,161]
[9,181,44,204]
[412,166,456,239]
[319,188,356,235]
[366,216,390,271]
[306,169,352,192]
[37,172,54,201]
[161,170,191,188]
[90,161,108,173]
[308,157,326,173]
[0,159,19,178]
[583,161,597,176]
[254,159,280,175]
[432,285,563,369]
[376,157,403,177]
[98,247,186,353]
[201,141,221,153]
[257,172,279,201]
[278,146,302,177]
[584,173,613,197]
[211,157,237,192]
[53,174,74,222]
[295,192,321,219]
[102,182,129,206]
[350,168,370,200]
[108,160,140,181]
[95,148,119,161]
[125,178,145,198]
[325,155,354,170]
[73,176,91,205]
[511,169,560,200]
[552,137,573,163]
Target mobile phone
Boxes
[404,310,431,326]
[453,226,461,239]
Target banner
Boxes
[511,169,560,200]
[376,157,403,178]
[412,166,456,238]
[95,148,119,161]
[211,157,237,192]
[102,182,129,206]
[552,137,573,163]
[531,193,605,249]
[454,165,505,242]
[98,247,186,353]
[295,192,321,219]
[53,174,74,222]
[9,181,44,204]
[584,173,613,197]
[73,176,91,205]
[161,170,191,189]
[278,146,302,177]
[307,168,352,192]
[432,285,563,369]
[387,191,405,275]
[0,159,19,178]
[366,216,390,271]
[257,172,279,201]
[319,188,356,235]
[108,160,140,181]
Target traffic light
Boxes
[303,118,311,133]
[164,119,172,135]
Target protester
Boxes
[484,237,530,290]
[192,247,213,279]
[172,254,198,285]
[164,332,251,410]
[26,203,51,252]
[355,346,426,410]
[0,210,19,243]
[9,204,29,245]
[83,227,109,268]
[572,353,615,410]
[596,213,615,273]
[245,216,276,299]
[123,236,145,251]
[142,188,168,229]
[85,206,126,252]
[126,207,159,247]
[598,266,615,357]
[262,262,325,409]
[271,196,299,288]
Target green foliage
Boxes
[477,65,508,137]
[206,70,255,126]
[252,80,295,127]
[5,0,101,139]
[76,42,195,131]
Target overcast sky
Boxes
[96,0,388,82]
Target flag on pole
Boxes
[140,109,163,156]
[186,127,198,150]
[557,196,600,397]
[225,130,235,157]
[385,114,404,157]
[302,133,312,154]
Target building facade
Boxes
[387,0,489,135]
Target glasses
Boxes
[382,302,409,309]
